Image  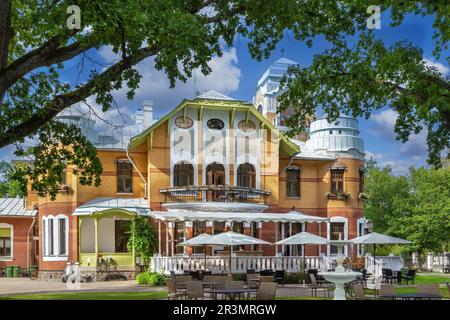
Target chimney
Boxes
[135,108,144,125]
[142,100,153,127]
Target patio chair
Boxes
[274,270,285,285]
[351,283,370,300]
[379,284,395,300]
[247,273,260,289]
[260,275,274,283]
[258,282,277,300]
[381,268,396,284]
[190,270,200,280]
[185,281,205,300]
[175,275,192,291]
[247,269,256,274]
[260,269,274,276]
[309,273,331,298]
[166,278,188,300]
[417,284,441,299]
[402,269,416,284]
[225,281,245,289]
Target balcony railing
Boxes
[160,185,271,205]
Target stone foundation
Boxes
[38,270,65,281]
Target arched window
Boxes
[286,166,300,197]
[206,163,225,186]
[237,163,256,188]
[173,161,194,187]
[257,105,263,114]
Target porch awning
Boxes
[73,197,150,216]
[148,210,328,223]
[0,198,37,217]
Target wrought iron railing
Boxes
[160,185,271,205]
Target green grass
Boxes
[414,274,450,284]
[0,291,168,300]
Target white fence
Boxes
[426,252,450,272]
[150,255,326,274]
[365,255,404,275]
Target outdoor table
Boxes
[379,293,443,300]
[205,288,259,300]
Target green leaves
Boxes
[127,216,156,267]
[365,164,450,254]
[279,33,449,167]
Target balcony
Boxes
[160,185,271,212]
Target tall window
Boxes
[174,222,185,254]
[213,221,226,234]
[193,221,206,254]
[115,220,131,252]
[330,169,345,194]
[0,226,12,257]
[359,169,365,193]
[286,167,300,197]
[237,163,255,188]
[330,222,345,254]
[43,215,68,257]
[117,160,133,193]
[173,161,194,187]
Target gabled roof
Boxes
[129,95,300,156]
[195,90,235,101]
[0,198,37,217]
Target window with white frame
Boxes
[0,224,13,259]
[42,215,69,258]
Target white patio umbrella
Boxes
[350,232,412,275]
[275,232,327,271]
[208,231,272,274]
[178,233,213,270]
[275,231,327,254]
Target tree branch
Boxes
[0,0,12,71]
[0,46,158,148]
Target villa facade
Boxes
[0,58,368,279]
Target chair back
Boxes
[380,284,394,295]
[190,271,200,280]
[203,275,215,283]
[258,282,277,300]
[417,284,440,295]
[225,281,245,289]
[309,273,317,286]
[185,281,204,299]
[260,276,274,283]
[176,275,192,284]
[247,269,256,274]
[275,270,285,278]
[247,273,260,282]
[166,278,177,294]
[407,269,416,277]
[352,283,366,299]
[260,269,274,276]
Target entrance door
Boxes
[206,163,225,201]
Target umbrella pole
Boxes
[204,245,207,271]
[229,246,232,275]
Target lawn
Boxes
[0,291,168,300]
[414,274,450,284]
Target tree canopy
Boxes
[364,162,450,255]
[0,1,448,197]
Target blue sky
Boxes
[1,11,448,175]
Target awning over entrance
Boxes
[73,197,150,216]
[148,210,329,223]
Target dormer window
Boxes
[117,160,133,193]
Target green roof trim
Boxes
[129,98,300,156]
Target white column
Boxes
[274,222,278,256]
[170,222,174,257]
[427,252,434,271]
[158,221,161,255]
[281,223,285,256]
[165,222,169,256]
[318,223,322,256]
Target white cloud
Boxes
[368,109,428,158]
[423,57,450,75]
[97,46,242,121]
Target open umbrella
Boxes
[178,233,213,271]
[275,232,327,271]
[350,232,412,276]
[208,231,271,274]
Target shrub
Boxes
[136,271,166,286]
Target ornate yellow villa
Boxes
[0,58,370,280]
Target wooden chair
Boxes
[258,282,277,300]
[166,278,188,300]
[352,283,369,300]
[185,281,205,300]
[225,281,245,289]
[379,284,395,300]
[260,275,274,283]
[309,273,331,297]
[247,273,260,289]
[175,275,192,291]
[417,283,440,299]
